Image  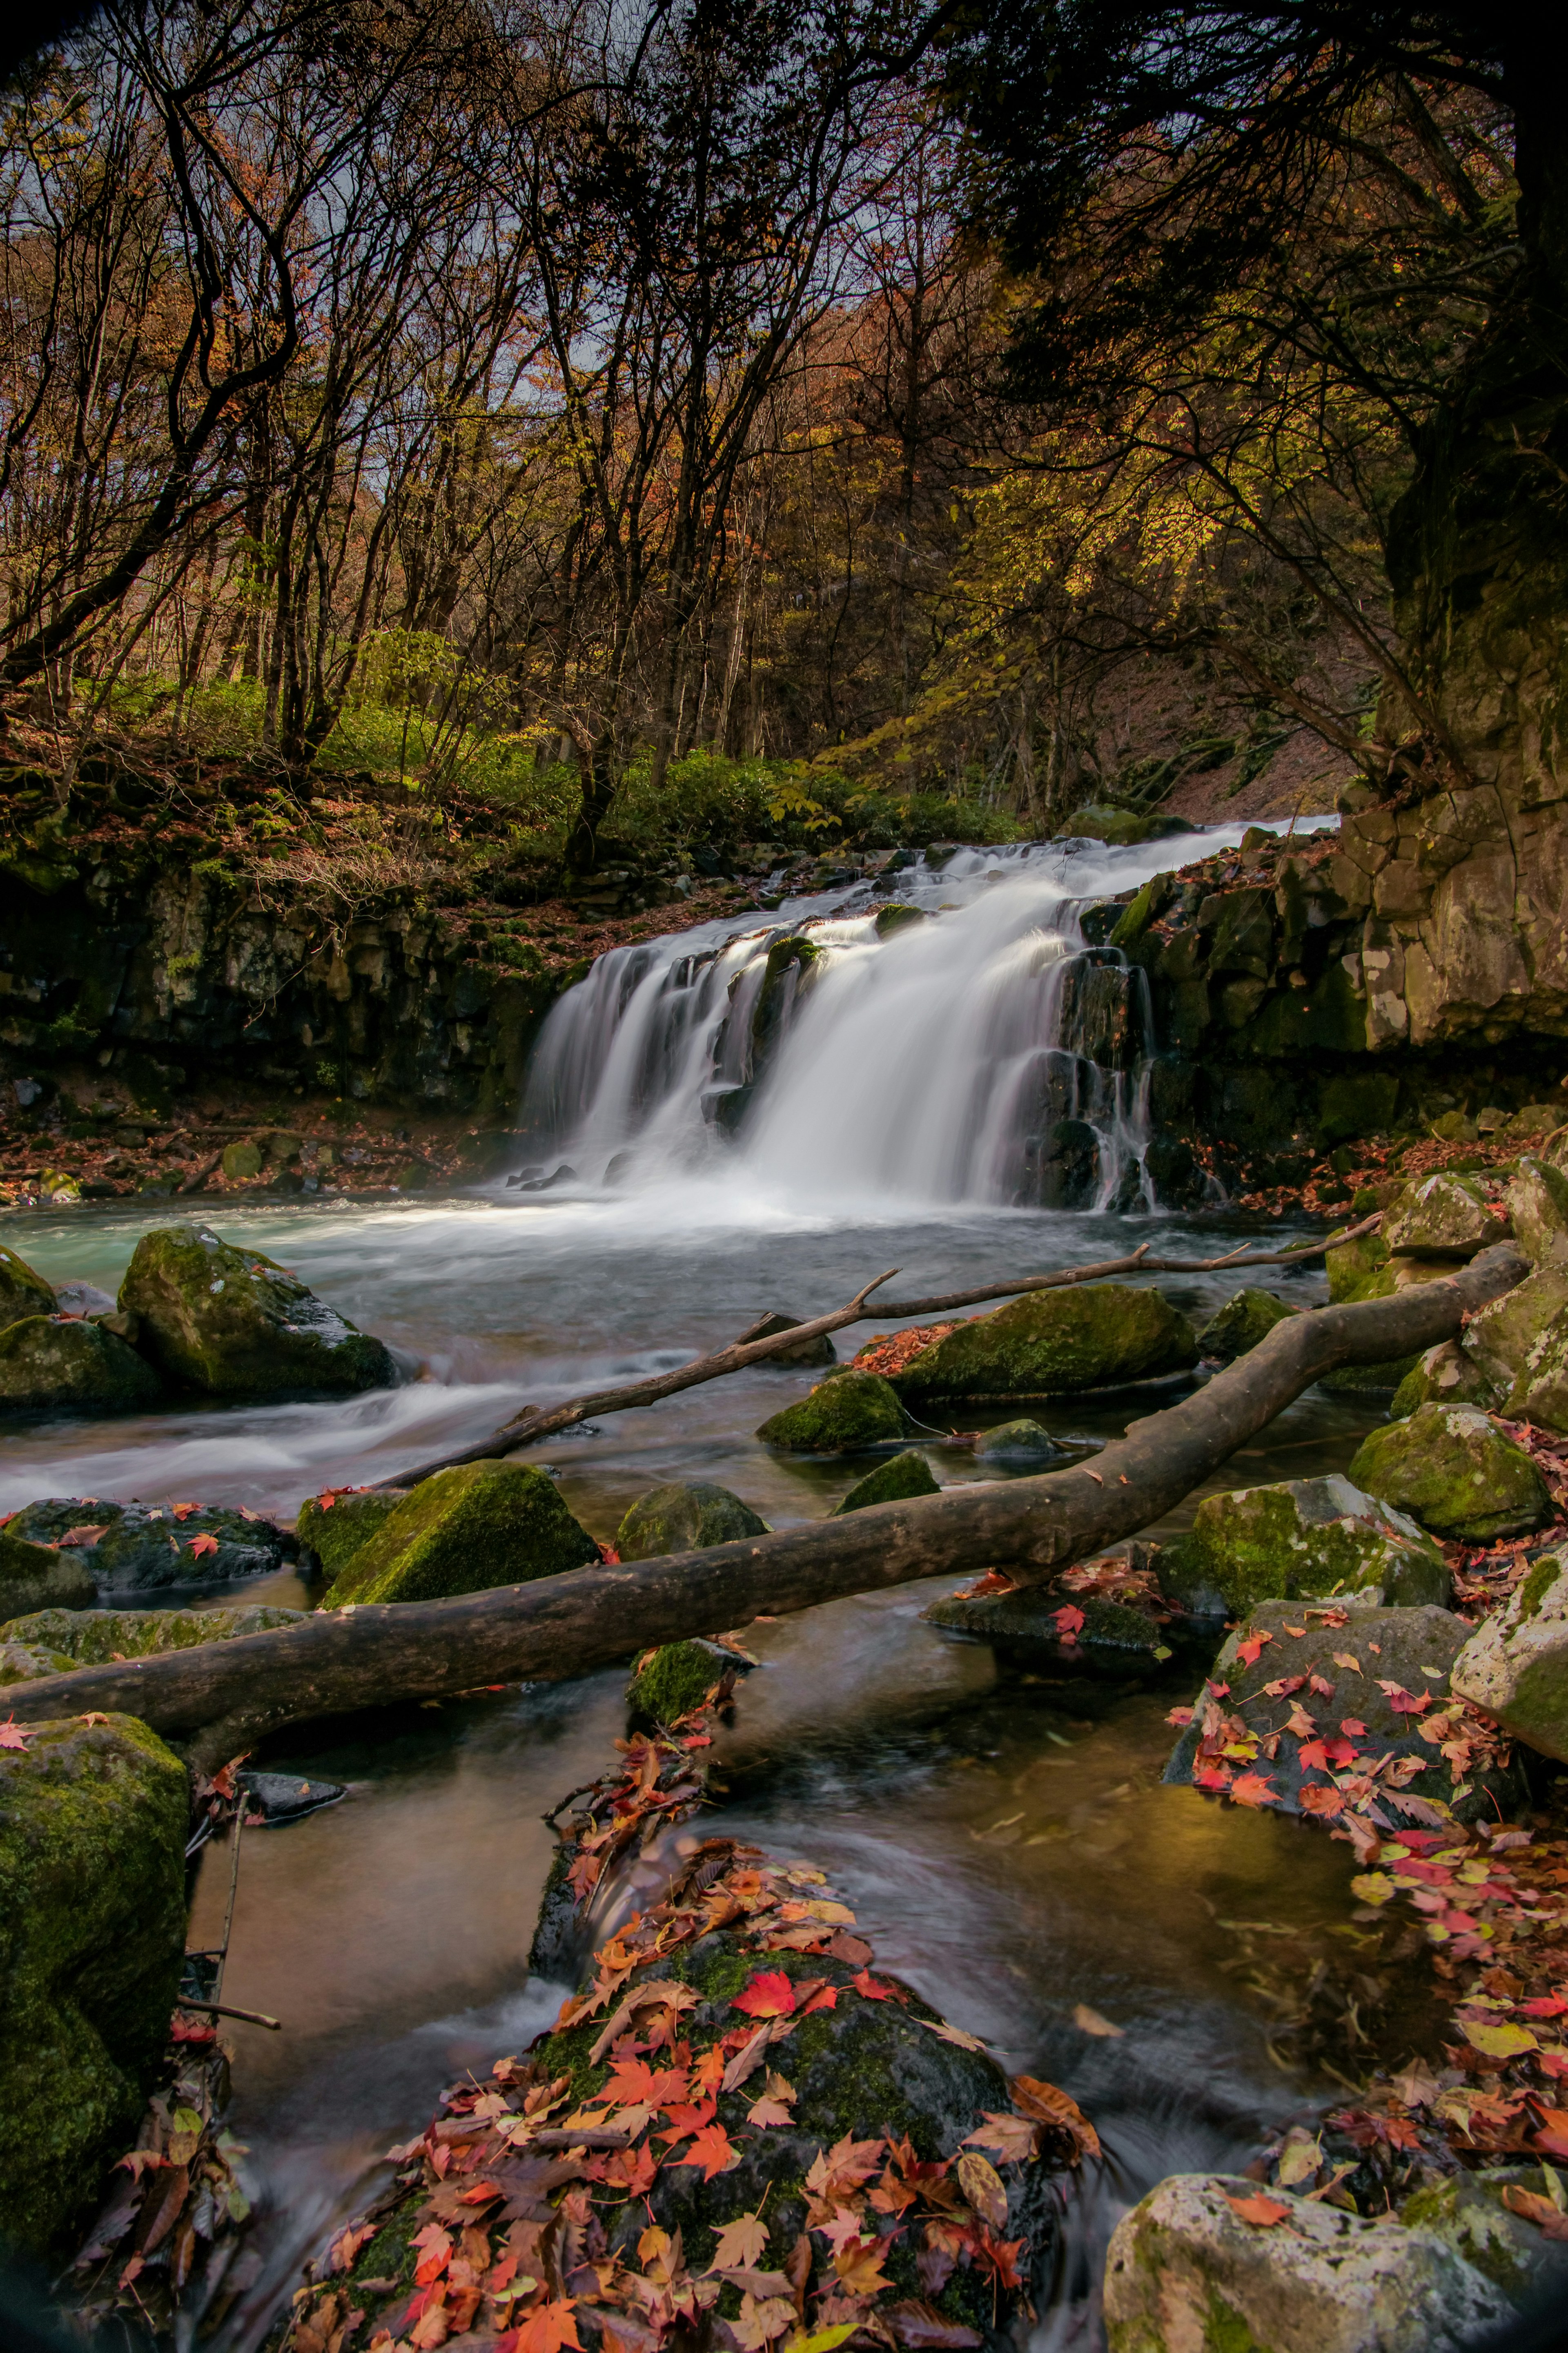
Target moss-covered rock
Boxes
[755,1367,905,1452]
[1503,1300,1568,1434]
[1325,1228,1394,1303]
[925,1584,1170,1674]
[874,901,928,937]
[294,1487,408,1580]
[324,1459,599,1604]
[616,1481,768,1559]
[0,1714,188,2259]
[828,1448,941,1511]
[1505,1158,1568,1266]
[972,1418,1065,1461]
[627,1637,739,1725]
[1349,1405,1551,1542]
[1451,1548,1568,1762]
[119,1221,395,1396]
[1391,1340,1504,1418]
[1382,1172,1511,1258]
[0,1639,76,1686]
[1103,2171,1512,2353]
[6,1497,295,1590]
[890,1284,1196,1404]
[0,1528,95,1620]
[220,1140,263,1182]
[1399,2166,1568,2306]
[1464,1265,1568,1396]
[0,1604,304,1681]
[1318,1351,1424,1396]
[0,1242,57,1324]
[0,1315,163,1414]
[1158,1475,1450,1618]
[1194,1287,1297,1361]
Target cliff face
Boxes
[0,855,563,1116]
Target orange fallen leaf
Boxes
[673,2121,742,2179]
[1224,2191,1292,2227]
[733,1969,797,2019]
[187,1533,221,1558]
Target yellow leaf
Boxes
[1461,2020,1538,2059]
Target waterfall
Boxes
[514,826,1290,1212]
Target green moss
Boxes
[874,903,927,937]
[616,1481,768,1559]
[119,1221,394,1396]
[0,1244,56,1324]
[1519,1557,1566,1619]
[0,1604,304,1668]
[295,1488,408,1579]
[1350,1405,1551,1542]
[628,1639,730,1725]
[1108,872,1171,952]
[891,1283,1196,1403]
[0,1714,188,2258]
[325,1459,600,1604]
[0,1316,163,1414]
[828,1450,940,1511]
[1319,1351,1422,1394]
[1325,1229,1394,1303]
[1174,1475,1448,1613]
[755,1369,905,1453]
[1194,1288,1296,1361]
[0,1528,94,1620]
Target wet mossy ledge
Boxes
[0,1224,397,1416]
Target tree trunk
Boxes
[3,1246,1525,1764]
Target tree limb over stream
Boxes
[6,1240,1522,1762]
[383,1214,1384,1487]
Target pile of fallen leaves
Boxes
[851,1326,962,1380]
[280,1706,1098,2353]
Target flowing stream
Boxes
[0,817,1430,2353]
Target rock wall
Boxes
[0,854,564,1115]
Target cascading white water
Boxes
[516,825,1298,1213]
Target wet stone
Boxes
[1391,1342,1502,1419]
[627,1637,744,1726]
[0,1527,96,1621]
[925,1585,1170,1675]
[119,1220,396,1396]
[1156,1476,1450,1620]
[1381,1172,1511,1259]
[889,1283,1196,1405]
[0,1241,57,1323]
[1463,1265,1568,1396]
[1194,1287,1297,1362]
[5,1498,297,1591]
[617,1480,769,1559]
[829,1450,941,1512]
[294,1487,408,1581]
[1348,1405,1551,1543]
[324,1458,600,1604]
[971,1418,1065,1462]
[0,1316,163,1415]
[0,1602,305,1676]
[755,1368,906,1454]
[748,1309,838,1367]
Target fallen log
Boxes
[5,1242,1522,1764]
[383,1213,1384,1486]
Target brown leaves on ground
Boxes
[851,1323,962,1377]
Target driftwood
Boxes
[7,1242,1523,1764]
[384,1213,1385,1486]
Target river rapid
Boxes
[0,819,1434,2352]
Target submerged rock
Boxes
[7,1497,296,1590]
[617,1480,769,1559]
[829,1449,941,1512]
[0,1603,305,1684]
[294,1486,408,1581]
[1451,1548,1568,1763]
[972,1418,1065,1462]
[1163,1600,1523,1826]
[755,1367,905,1453]
[0,1713,188,2257]
[627,1636,744,1725]
[926,1584,1171,1675]
[324,1458,600,1604]
[1381,1172,1511,1258]
[1194,1287,1298,1361]
[0,1316,163,1415]
[119,1221,396,1396]
[1103,2170,1512,2353]
[748,1309,837,1367]
[1157,1476,1450,1619]
[0,1527,95,1621]
[1349,1405,1551,1543]
[0,1242,58,1323]
[889,1284,1196,1404]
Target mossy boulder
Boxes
[1194,1287,1297,1361]
[324,1459,599,1604]
[874,901,928,937]
[972,1418,1065,1461]
[0,1714,188,2259]
[627,1638,741,1725]
[1103,2171,1512,2353]
[925,1584,1170,1675]
[1382,1172,1511,1258]
[220,1140,263,1182]
[1318,1350,1424,1396]
[118,1222,396,1396]
[890,1284,1196,1404]
[0,1242,56,1323]
[1502,1300,1568,1434]
[1505,1158,1568,1266]
[0,1604,305,1684]
[294,1487,409,1580]
[1349,1405,1551,1543]
[755,1368,905,1453]
[1164,1600,1521,1826]
[829,1449,941,1511]
[1391,1341,1504,1418]
[0,1528,95,1621]
[1157,1475,1450,1619]
[0,1316,163,1414]
[1399,2165,1568,2308]
[0,1639,76,1686]
[1325,1229,1394,1303]
[616,1481,768,1559]
[1463,1265,1568,1396]
[1452,1548,1568,1763]
[6,1497,295,1590]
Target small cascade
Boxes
[513,833,1214,1212]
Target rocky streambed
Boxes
[4,1167,1568,2353]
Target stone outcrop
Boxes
[827,1449,941,1512]
[881,1284,1196,1405]
[1451,1549,1568,1763]
[755,1368,906,1453]
[1348,1404,1551,1543]
[0,1315,163,1414]
[323,1458,600,1604]
[616,1481,769,1559]
[0,1714,188,2258]
[1157,1476,1450,1618]
[7,1497,296,1589]
[0,1602,305,1687]
[120,1222,395,1395]
[0,1527,96,1620]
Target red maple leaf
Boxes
[1051,1604,1085,1643]
[1297,1739,1332,1773]
[1206,1679,1231,1697]
[1166,1705,1194,1727]
[1341,1717,1367,1736]
[1225,2191,1291,2227]
[0,1718,36,1751]
[672,2121,741,2180]
[1309,1674,1336,1698]
[1378,1683,1431,1715]
[852,1970,896,2001]
[799,1983,838,2015]
[733,1969,797,2018]
[1299,1785,1344,1817]
[187,1533,221,1559]
[1236,1630,1274,1667]
[1261,1675,1306,1699]
[1228,1773,1281,1809]
[512,2297,583,2353]
[1194,1766,1233,1791]
[1521,1995,1568,2018]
